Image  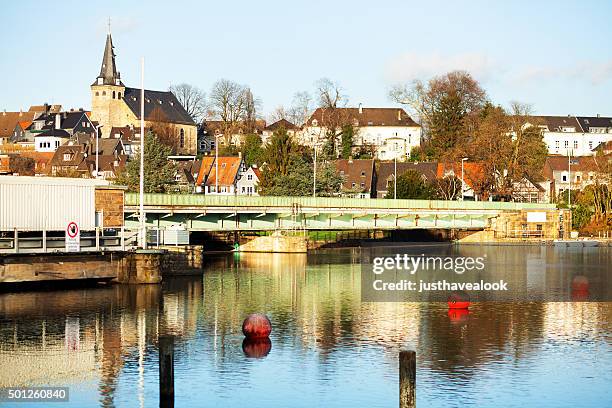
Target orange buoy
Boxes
[447,290,470,309]
[242,313,272,339]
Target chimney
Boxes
[397,109,401,121]
[44,103,49,114]
[55,114,61,130]
[358,103,363,114]
[597,113,601,118]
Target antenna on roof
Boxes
[107,17,111,35]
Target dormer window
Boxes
[361,171,366,177]
[312,119,318,126]
[63,153,72,161]
[97,78,103,85]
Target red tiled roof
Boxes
[196,156,215,185]
[0,111,38,138]
[205,156,242,187]
[307,107,419,128]
[335,159,375,192]
[436,162,484,190]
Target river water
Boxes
[0,244,610,407]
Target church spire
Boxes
[94,29,123,86]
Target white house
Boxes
[236,166,261,195]
[529,115,612,156]
[300,106,421,161]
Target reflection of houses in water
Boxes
[0,281,202,398]
[542,302,608,340]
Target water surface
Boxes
[0,244,610,407]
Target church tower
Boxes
[90,30,126,138]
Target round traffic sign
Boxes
[67,222,79,238]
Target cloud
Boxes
[385,52,496,83]
[511,61,612,86]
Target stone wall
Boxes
[239,233,308,253]
[460,208,570,243]
[160,245,203,276]
[117,250,163,284]
[95,187,125,228]
[0,253,121,283]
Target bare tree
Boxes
[315,78,346,108]
[389,70,487,159]
[289,91,312,126]
[209,79,248,145]
[169,83,206,123]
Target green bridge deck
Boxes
[123,194,557,232]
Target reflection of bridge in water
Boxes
[124,193,556,232]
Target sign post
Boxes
[65,221,80,252]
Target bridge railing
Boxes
[125,193,557,211]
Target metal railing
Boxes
[124,193,557,211]
[0,227,139,254]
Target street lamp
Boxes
[94,124,102,178]
[214,134,223,194]
[460,157,468,201]
[394,154,397,200]
[313,141,318,198]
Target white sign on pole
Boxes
[65,221,80,252]
[526,212,547,223]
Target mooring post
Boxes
[159,335,175,407]
[399,350,416,408]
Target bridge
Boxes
[123,193,557,232]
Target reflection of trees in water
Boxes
[419,302,547,380]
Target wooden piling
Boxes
[399,350,416,408]
[159,335,175,407]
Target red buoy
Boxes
[448,290,470,309]
[242,313,272,339]
[448,308,469,324]
[242,337,272,358]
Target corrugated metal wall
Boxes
[0,178,99,231]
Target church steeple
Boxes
[94,32,123,86]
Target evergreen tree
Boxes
[114,132,177,193]
[385,169,433,199]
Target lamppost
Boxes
[313,141,318,198]
[460,157,468,201]
[394,154,397,200]
[214,134,223,193]
[94,124,102,178]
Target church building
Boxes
[90,33,197,154]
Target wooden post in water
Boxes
[399,350,416,408]
[159,335,175,407]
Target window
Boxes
[352,182,356,188]
[573,140,578,149]
[360,182,365,188]
[564,141,569,148]
[562,173,567,182]
[247,174,253,181]
[589,141,593,150]
[102,91,106,96]
[576,175,581,182]
[118,92,121,99]
[95,92,99,96]
[112,91,116,99]
[555,140,560,149]
[63,153,72,161]
[179,129,185,148]
[55,141,59,148]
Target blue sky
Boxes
[2,0,611,118]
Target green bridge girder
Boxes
[123,193,557,231]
